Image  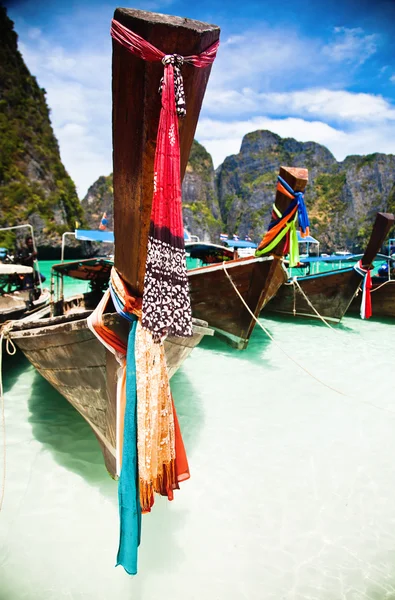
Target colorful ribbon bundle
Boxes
[88,268,190,575]
[354,260,372,319]
[255,175,310,267]
[96,19,219,575]
[111,19,219,342]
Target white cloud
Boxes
[196,116,395,168]
[14,17,393,200]
[322,27,378,65]
[390,74,395,84]
[203,87,395,123]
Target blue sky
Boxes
[4,0,395,198]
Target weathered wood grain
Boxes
[188,256,287,348]
[112,8,220,294]
[11,309,212,477]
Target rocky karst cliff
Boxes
[82,174,114,231]
[216,130,395,253]
[81,141,224,242]
[0,6,84,253]
[181,140,223,241]
[83,131,395,254]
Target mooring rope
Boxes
[288,277,337,330]
[222,263,348,397]
[0,321,16,511]
[370,278,393,293]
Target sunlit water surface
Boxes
[1,261,395,599]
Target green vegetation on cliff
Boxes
[0,6,84,247]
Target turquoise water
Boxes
[2,261,395,599]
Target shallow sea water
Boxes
[2,261,395,599]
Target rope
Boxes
[290,278,337,330]
[370,278,393,293]
[0,321,16,511]
[222,263,348,397]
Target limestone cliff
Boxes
[81,141,224,242]
[216,130,395,252]
[182,140,223,241]
[0,6,84,253]
[81,132,395,254]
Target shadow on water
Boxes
[199,322,274,367]
[26,363,206,580]
[28,370,114,498]
[2,346,30,395]
[263,312,356,333]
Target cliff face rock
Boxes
[181,140,223,241]
[216,130,395,252]
[81,140,224,242]
[0,6,84,252]
[81,174,114,230]
[81,132,395,255]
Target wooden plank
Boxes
[112,8,220,294]
[272,166,309,256]
[361,212,394,267]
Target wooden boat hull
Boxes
[9,312,212,478]
[263,267,363,323]
[188,255,288,348]
[263,212,395,323]
[348,278,395,318]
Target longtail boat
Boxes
[0,225,50,323]
[9,259,212,477]
[0,264,49,323]
[187,166,309,349]
[348,256,395,319]
[6,8,219,481]
[263,212,394,323]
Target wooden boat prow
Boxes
[8,10,219,476]
[112,8,220,293]
[10,288,213,478]
[187,166,309,349]
[264,211,395,322]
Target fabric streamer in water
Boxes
[110,19,219,341]
[89,267,190,574]
[116,318,141,576]
[109,268,189,513]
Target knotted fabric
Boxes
[88,266,190,574]
[354,260,372,319]
[111,19,219,341]
[255,176,310,267]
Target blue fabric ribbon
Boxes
[115,316,141,575]
[109,283,135,323]
[277,175,310,235]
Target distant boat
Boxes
[0,263,50,323]
[348,238,395,319]
[186,166,309,349]
[0,224,50,324]
[263,212,394,323]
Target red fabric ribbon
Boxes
[111,19,219,340]
[355,260,372,319]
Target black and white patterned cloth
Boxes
[159,54,187,118]
[142,236,193,341]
